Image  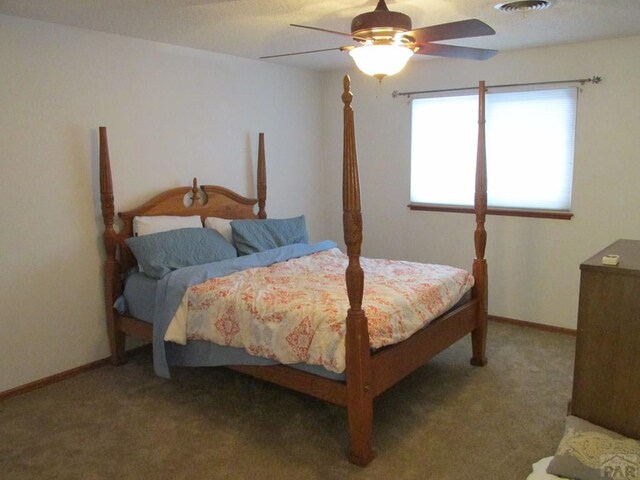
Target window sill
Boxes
[408,203,573,220]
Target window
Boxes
[410,87,578,218]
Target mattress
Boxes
[166,248,473,374]
[119,252,473,380]
[119,271,345,380]
[122,271,157,323]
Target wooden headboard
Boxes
[98,127,267,300]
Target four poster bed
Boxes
[98,76,489,466]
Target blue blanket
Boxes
[152,240,337,378]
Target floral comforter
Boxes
[165,248,473,373]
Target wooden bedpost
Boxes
[99,127,126,365]
[257,132,267,219]
[342,75,375,466]
[470,82,489,367]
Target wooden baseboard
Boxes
[489,315,576,336]
[0,359,110,401]
[0,344,151,402]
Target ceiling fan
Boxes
[261,0,498,80]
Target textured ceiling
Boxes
[1,0,640,71]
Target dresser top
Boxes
[581,239,640,276]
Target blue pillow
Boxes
[126,228,237,279]
[231,216,308,255]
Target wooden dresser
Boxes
[571,239,640,439]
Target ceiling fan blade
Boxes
[260,46,349,59]
[406,19,495,44]
[290,24,369,42]
[415,42,498,61]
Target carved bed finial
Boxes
[99,127,116,261]
[342,74,363,305]
[99,127,115,230]
[257,132,267,219]
[191,178,200,206]
[342,75,353,109]
[474,80,487,261]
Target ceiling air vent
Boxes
[495,1,552,13]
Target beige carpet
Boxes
[0,321,574,479]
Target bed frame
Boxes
[98,76,488,466]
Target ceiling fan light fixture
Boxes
[349,44,414,80]
[268,1,498,77]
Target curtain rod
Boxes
[391,76,602,99]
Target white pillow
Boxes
[133,215,202,237]
[204,217,233,244]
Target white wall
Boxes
[321,35,640,330]
[3,11,639,394]
[0,15,325,393]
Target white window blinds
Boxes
[410,87,578,211]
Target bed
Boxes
[98,76,489,466]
